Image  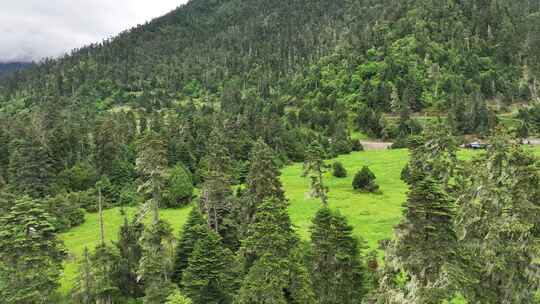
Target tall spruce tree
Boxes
[172,208,206,285]
[199,128,238,249]
[309,207,366,304]
[455,132,540,303]
[72,247,96,304]
[114,217,145,299]
[136,131,168,223]
[242,138,286,231]
[236,198,315,303]
[380,127,459,303]
[138,220,176,304]
[303,140,329,205]
[0,196,66,303]
[8,137,54,198]
[181,225,236,304]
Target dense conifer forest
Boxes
[0,0,539,303]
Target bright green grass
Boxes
[59,206,193,296]
[58,146,540,298]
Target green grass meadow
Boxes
[58,146,540,298]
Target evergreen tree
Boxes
[332,161,347,178]
[166,289,193,304]
[381,177,457,303]
[172,208,206,285]
[181,226,236,304]
[237,198,315,303]
[114,217,144,299]
[72,247,95,304]
[303,141,329,205]
[455,133,540,303]
[136,131,168,223]
[199,128,238,249]
[309,207,366,304]
[162,164,194,208]
[242,138,286,230]
[138,220,176,304]
[352,166,379,193]
[0,196,66,303]
[8,137,54,198]
[90,244,121,304]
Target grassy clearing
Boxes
[58,146,540,297]
[59,206,193,295]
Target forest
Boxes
[0,0,539,303]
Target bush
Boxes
[55,161,98,192]
[351,140,364,152]
[46,193,86,231]
[352,166,379,193]
[400,164,411,184]
[162,165,194,208]
[332,162,348,178]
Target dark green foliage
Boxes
[199,128,239,249]
[55,161,99,192]
[237,198,315,303]
[172,209,206,285]
[309,207,366,304]
[138,220,175,304]
[352,166,379,193]
[181,226,236,304]
[46,193,86,232]
[332,161,347,178]
[351,139,364,152]
[0,196,66,303]
[242,139,286,232]
[400,164,411,184]
[455,133,540,303]
[162,165,194,208]
[8,137,54,198]
[114,217,144,299]
[383,177,457,303]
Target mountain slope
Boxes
[0,62,32,78]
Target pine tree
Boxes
[114,217,144,299]
[172,208,206,285]
[309,207,366,304]
[136,131,168,224]
[380,125,459,303]
[303,141,329,205]
[181,226,236,304]
[138,220,176,304]
[199,128,238,249]
[242,138,286,230]
[8,137,54,198]
[383,177,457,303]
[0,196,66,303]
[72,247,95,304]
[455,133,540,303]
[91,244,121,304]
[237,198,315,303]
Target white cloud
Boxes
[0,0,187,62]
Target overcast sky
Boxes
[0,0,188,63]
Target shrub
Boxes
[162,165,194,208]
[46,193,86,231]
[352,166,379,193]
[332,162,348,178]
[55,161,98,192]
[351,140,364,152]
[400,164,411,184]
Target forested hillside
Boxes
[0,0,540,303]
[0,62,32,78]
